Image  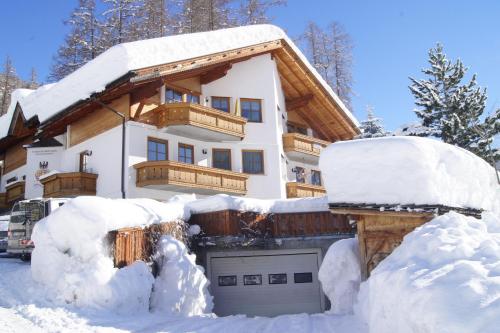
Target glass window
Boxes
[243,274,262,285]
[212,97,230,113]
[294,272,313,283]
[178,143,194,164]
[213,149,231,170]
[147,138,168,161]
[294,166,306,183]
[218,275,237,286]
[269,273,287,284]
[242,151,264,174]
[186,94,200,104]
[287,122,308,135]
[165,88,183,103]
[311,170,322,186]
[241,99,262,122]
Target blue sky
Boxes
[0,0,498,131]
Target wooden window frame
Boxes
[212,148,232,171]
[311,169,322,186]
[240,98,263,123]
[242,149,265,175]
[211,96,231,113]
[178,143,195,164]
[147,137,168,161]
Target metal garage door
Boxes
[209,249,323,317]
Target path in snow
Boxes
[0,257,366,333]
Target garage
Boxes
[207,249,324,317]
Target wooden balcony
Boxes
[40,172,98,198]
[156,102,246,141]
[286,182,326,198]
[5,181,25,203]
[283,133,330,164]
[134,160,248,195]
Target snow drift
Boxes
[356,211,500,333]
[319,136,499,211]
[319,237,361,315]
[150,236,213,316]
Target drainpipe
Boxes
[91,98,126,199]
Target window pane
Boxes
[241,100,262,123]
[148,141,156,151]
[295,167,305,183]
[157,152,166,161]
[269,273,287,284]
[213,150,231,170]
[294,272,313,283]
[179,145,193,164]
[157,143,166,154]
[218,275,237,287]
[212,97,229,112]
[148,139,167,161]
[311,171,322,186]
[243,151,263,174]
[244,274,262,285]
[166,89,182,103]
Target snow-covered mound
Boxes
[318,237,361,315]
[150,236,213,316]
[31,196,189,313]
[319,136,499,211]
[356,211,500,333]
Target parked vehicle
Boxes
[7,198,67,260]
[0,215,9,252]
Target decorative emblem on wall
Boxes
[35,161,50,182]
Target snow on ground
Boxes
[320,136,500,211]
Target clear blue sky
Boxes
[0,0,499,131]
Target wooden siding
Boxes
[40,172,97,198]
[189,210,352,237]
[286,182,326,198]
[134,160,248,195]
[0,192,9,210]
[4,138,30,174]
[69,94,129,147]
[156,102,246,139]
[283,133,329,158]
[5,181,25,203]
[130,89,161,119]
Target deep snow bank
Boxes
[319,137,499,211]
[31,196,189,313]
[150,236,213,315]
[356,211,500,333]
[318,237,361,315]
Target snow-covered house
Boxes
[0,25,359,209]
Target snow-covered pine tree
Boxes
[102,0,143,46]
[356,106,387,139]
[0,56,20,115]
[25,68,39,90]
[176,0,236,33]
[409,43,499,164]
[302,22,329,81]
[49,34,83,81]
[136,0,172,38]
[238,0,286,25]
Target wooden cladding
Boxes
[0,192,9,209]
[5,181,25,203]
[156,102,246,139]
[189,210,352,238]
[286,182,326,198]
[4,138,30,174]
[283,133,329,158]
[134,160,248,195]
[69,94,129,147]
[40,172,97,198]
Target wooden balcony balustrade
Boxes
[40,172,98,198]
[282,133,330,164]
[5,181,25,203]
[134,160,248,195]
[286,182,326,198]
[155,102,247,141]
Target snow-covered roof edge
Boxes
[0,88,35,139]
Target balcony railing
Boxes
[286,182,326,198]
[134,160,248,195]
[5,181,25,203]
[283,133,330,164]
[156,102,246,141]
[40,172,98,198]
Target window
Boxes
[79,151,89,172]
[294,166,306,183]
[147,138,168,161]
[269,273,287,285]
[165,88,183,103]
[218,275,237,287]
[178,143,194,164]
[241,98,262,122]
[287,122,308,135]
[243,274,262,286]
[186,93,200,104]
[242,150,264,174]
[311,170,322,186]
[212,149,231,170]
[211,96,230,113]
[294,272,313,283]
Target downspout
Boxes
[91,98,126,199]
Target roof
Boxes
[24,137,63,148]
[0,89,35,139]
[1,24,359,141]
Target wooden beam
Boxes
[285,94,313,111]
[200,63,232,85]
[130,79,163,105]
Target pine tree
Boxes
[238,0,286,25]
[409,43,499,164]
[137,0,171,38]
[102,0,142,46]
[357,106,387,139]
[25,68,39,89]
[49,34,83,81]
[176,0,236,33]
[302,22,329,80]
[0,56,20,115]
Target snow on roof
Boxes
[0,88,35,139]
[319,136,500,211]
[9,24,356,134]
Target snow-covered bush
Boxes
[356,211,500,333]
[318,237,361,314]
[150,236,213,315]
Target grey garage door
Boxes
[209,250,323,317]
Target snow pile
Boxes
[187,194,329,214]
[318,238,361,315]
[356,211,500,333]
[150,236,213,316]
[31,196,189,313]
[320,136,499,211]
